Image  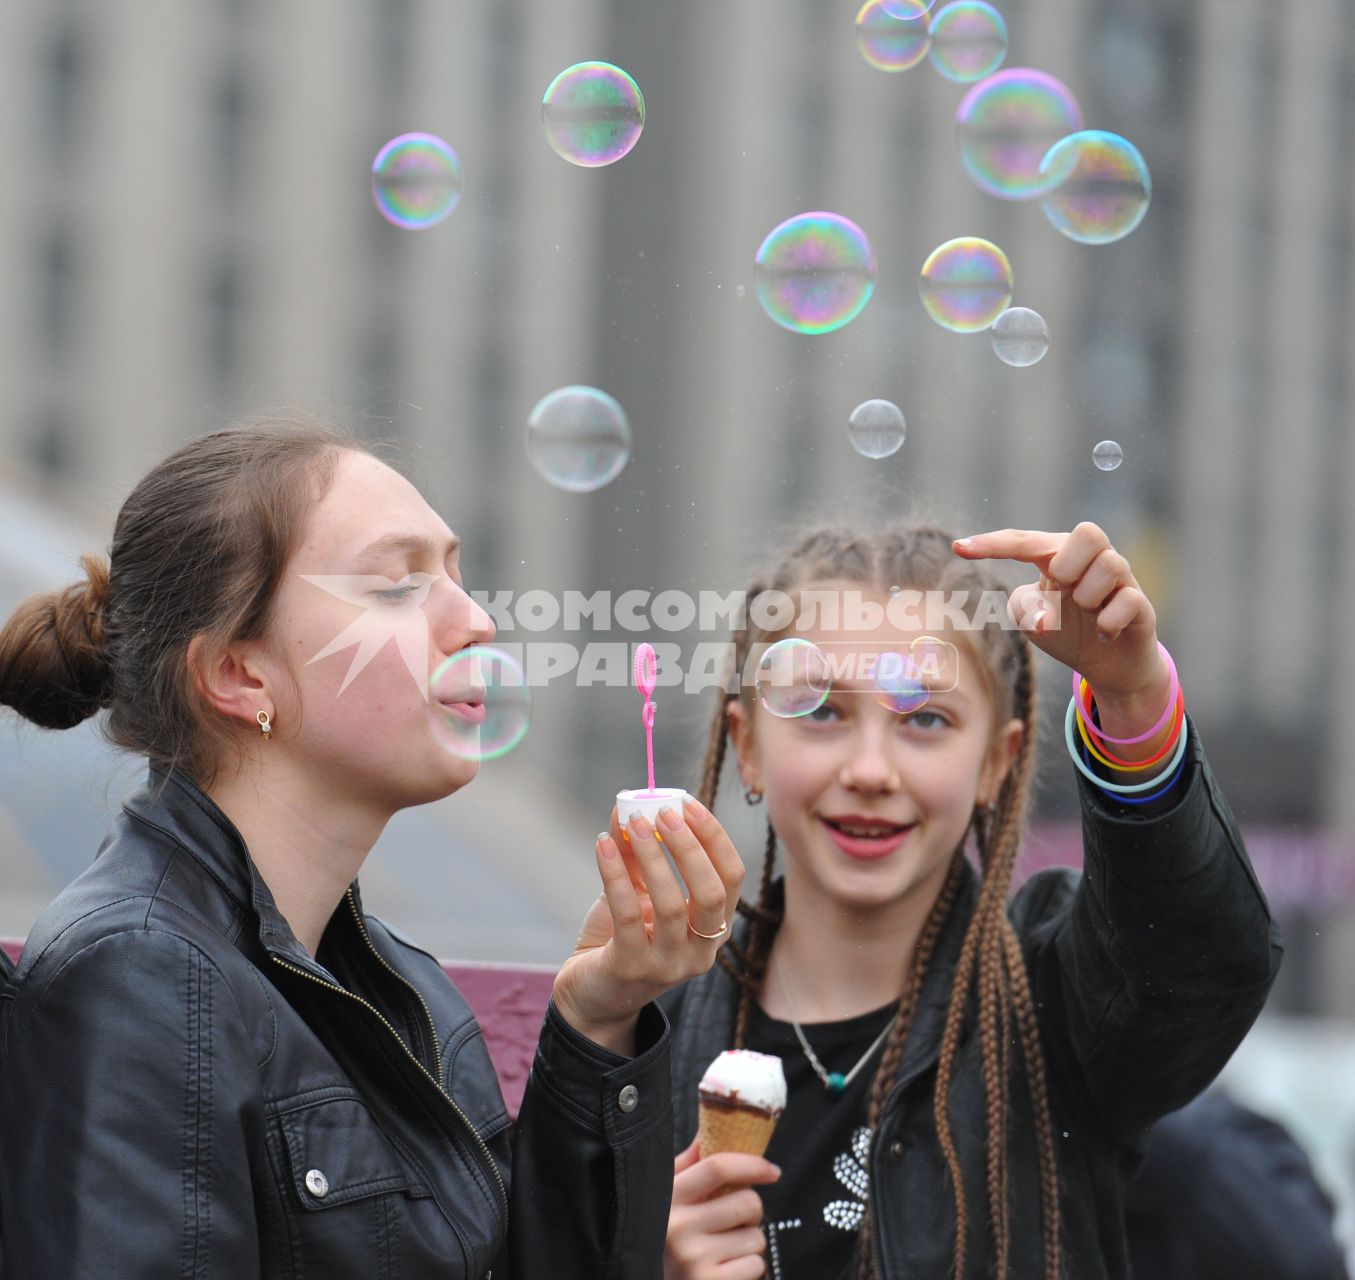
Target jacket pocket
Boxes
[265,1091,468,1278]
[277,1093,434,1208]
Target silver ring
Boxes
[688,920,729,941]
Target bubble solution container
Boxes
[616,787,690,834]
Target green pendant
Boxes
[826,1072,847,1097]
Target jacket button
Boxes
[617,1084,640,1113]
[304,1169,330,1198]
[888,1140,906,1160]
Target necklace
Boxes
[773,954,899,1098]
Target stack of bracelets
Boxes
[1064,640,1188,806]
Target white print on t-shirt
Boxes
[765,1217,803,1280]
[823,1126,873,1232]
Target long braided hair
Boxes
[697,523,1061,1280]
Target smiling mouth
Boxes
[822,817,913,838]
[819,816,916,860]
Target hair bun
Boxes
[0,552,113,729]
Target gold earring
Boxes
[256,709,272,739]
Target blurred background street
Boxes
[1,0,1353,1259]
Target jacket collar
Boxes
[126,762,335,977]
[671,858,980,1136]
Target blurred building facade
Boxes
[0,1,1352,989]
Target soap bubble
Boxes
[928,1,1007,83]
[919,237,1013,333]
[991,307,1050,367]
[526,386,631,492]
[856,0,932,72]
[754,212,878,335]
[848,400,907,458]
[870,651,932,715]
[880,0,935,17]
[755,638,832,718]
[1039,131,1151,245]
[371,133,464,229]
[955,69,1083,199]
[429,646,532,761]
[1092,440,1124,471]
[541,61,645,167]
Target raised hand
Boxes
[952,521,1168,703]
[551,799,745,1055]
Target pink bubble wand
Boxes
[634,642,659,795]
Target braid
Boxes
[854,849,966,1280]
[734,820,781,1049]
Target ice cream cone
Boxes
[698,1096,780,1160]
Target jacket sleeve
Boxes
[501,998,673,1280]
[0,929,263,1278]
[1022,715,1284,1141]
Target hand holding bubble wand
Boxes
[616,641,690,837]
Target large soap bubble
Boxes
[919,237,1013,333]
[955,69,1083,200]
[856,0,932,72]
[541,62,645,167]
[526,387,631,492]
[754,213,878,335]
[371,133,463,229]
[430,646,532,761]
[928,1,1007,83]
[1039,131,1151,245]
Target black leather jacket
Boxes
[0,764,674,1278]
[661,718,1284,1278]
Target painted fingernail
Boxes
[953,537,973,549]
[685,797,710,821]
[629,814,652,839]
[597,835,618,860]
[658,805,683,832]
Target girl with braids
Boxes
[656,520,1281,1280]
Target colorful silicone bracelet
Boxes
[1063,695,1189,793]
[1089,748,1188,805]
[1071,641,1179,746]
[1076,685,1185,770]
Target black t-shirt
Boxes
[744,998,899,1280]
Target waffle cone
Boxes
[698,1099,779,1160]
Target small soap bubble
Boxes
[371,133,463,229]
[429,646,532,761]
[880,0,935,17]
[991,307,1050,367]
[1092,440,1124,471]
[755,638,831,719]
[870,651,931,715]
[928,1,1008,84]
[919,237,1013,333]
[856,0,932,73]
[1039,131,1151,245]
[848,400,907,459]
[526,386,631,492]
[754,212,878,335]
[955,69,1083,200]
[541,61,645,167]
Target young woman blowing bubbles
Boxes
[0,413,745,1279]
[658,521,1281,1280]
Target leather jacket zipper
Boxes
[269,928,508,1220]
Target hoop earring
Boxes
[256,710,272,739]
[744,785,763,805]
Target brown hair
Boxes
[0,411,388,790]
[698,523,1061,1280]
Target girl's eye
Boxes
[804,701,842,723]
[904,708,948,730]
